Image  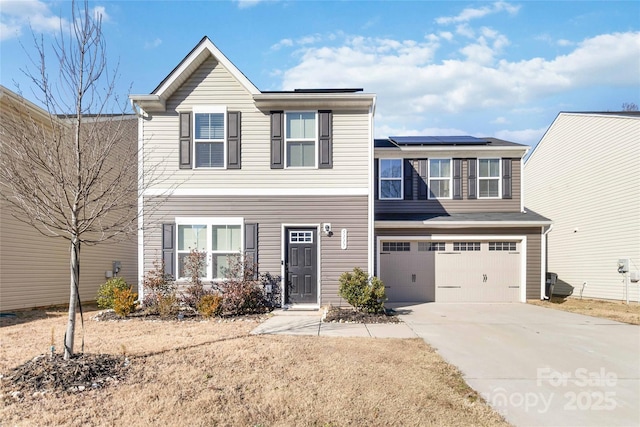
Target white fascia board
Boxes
[375,220,552,228]
[375,146,527,158]
[129,94,165,112]
[253,93,375,111]
[155,38,260,98]
[144,187,369,197]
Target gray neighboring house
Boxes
[524,112,640,302]
[130,37,376,307]
[374,136,552,303]
[0,85,138,311]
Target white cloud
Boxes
[436,1,520,25]
[279,31,640,135]
[438,31,453,41]
[271,38,293,51]
[144,38,162,50]
[492,116,509,124]
[495,127,548,146]
[557,39,573,47]
[235,0,265,9]
[92,6,109,23]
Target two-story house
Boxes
[130,37,376,307]
[374,136,552,303]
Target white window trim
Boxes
[193,106,227,169]
[175,217,244,281]
[477,158,502,199]
[428,158,452,200]
[284,111,318,169]
[378,158,403,200]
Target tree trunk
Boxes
[64,236,80,360]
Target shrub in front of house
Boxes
[338,267,386,314]
[113,286,137,317]
[197,293,223,318]
[142,259,177,316]
[97,277,130,309]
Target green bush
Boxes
[97,277,130,309]
[338,267,386,313]
[113,286,138,317]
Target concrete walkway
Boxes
[250,309,418,339]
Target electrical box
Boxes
[112,261,121,275]
[631,271,640,283]
[617,259,630,274]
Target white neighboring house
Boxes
[524,112,640,302]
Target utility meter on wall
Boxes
[617,259,630,274]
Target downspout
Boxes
[541,224,554,299]
[130,98,146,304]
[367,96,377,276]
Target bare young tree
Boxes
[621,102,638,111]
[0,1,143,359]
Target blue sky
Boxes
[1,0,639,147]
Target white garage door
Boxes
[379,241,435,303]
[380,240,521,303]
[435,241,521,302]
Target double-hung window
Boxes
[176,218,243,280]
[429,158,451,199]
[194,107,226,168]
[285,112,316,167]
[478,159,501,198]
[379,159,402,200]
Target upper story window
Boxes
[177,218,243,280]
[285,112,316,168]
[428,158,451,199]
[379,159,403,200]
[478,158,501,198]
[194,107,226,168]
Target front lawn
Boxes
[528,296,640,325]
[1,306,509,426]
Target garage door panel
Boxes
[380,242,435,303]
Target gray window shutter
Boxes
[453,159,462,200]
[244,223,258,280]
[162,223,175,278]
[374,159,379,200]
[270,111,284,169]
[404,159,413,200]
[467,158,477,199]
[418,159,428,200]
[502,158,513,199]
[227,111,241,169]
[318,110,333,169]
[179,112,192,169]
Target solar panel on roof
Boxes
[389,136,488,145]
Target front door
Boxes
[286,228,317,304]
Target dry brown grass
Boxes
[1,307,510,427]
[528,296,640,325]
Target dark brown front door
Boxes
[286,228,317,304]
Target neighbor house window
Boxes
[478,159,501,198]
[429,159,451,199]
[379,159,403,199]
[194,107,226,168]
[286,112,316,167]
[176,218,243,280]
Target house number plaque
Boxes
[341,229,348,250]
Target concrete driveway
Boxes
[395,303,640,427]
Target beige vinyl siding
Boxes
[0,89,138,311]
[0,198,137,311]
[142,56,370,190]
[143,195,368,305]
[376,158,521,214]
[375,227,543,300]
[525,113,640,302]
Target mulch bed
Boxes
[92,308,269,323]
[323,306,401,324]
[1,353,128,399]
